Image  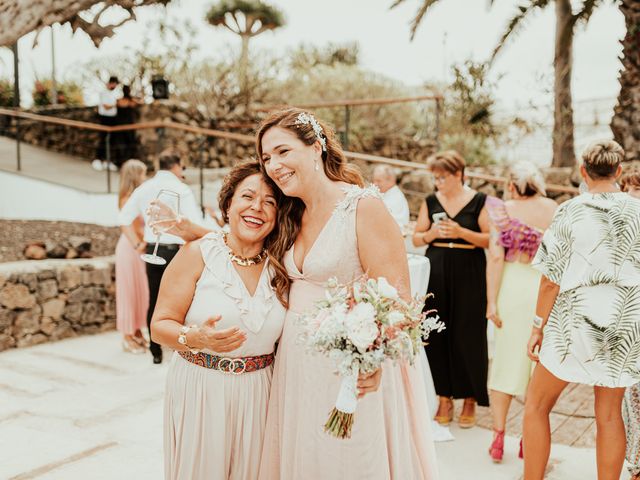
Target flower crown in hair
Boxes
[295,112,327,151]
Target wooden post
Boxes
[344,105,351,150]
[199,136,206,217]
[434,97,441,150]
[106,133,112,193]
[12,42,22,171]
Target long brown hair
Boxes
[218,161,289,308]
[118,159,147,208]
[255,108,364,289]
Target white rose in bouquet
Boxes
[377,277,399,300]
[315,304,347,341]
[387,311,405,325]
[345,302,378,352]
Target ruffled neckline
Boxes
[199,231,275,334]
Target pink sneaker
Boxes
[489,430,505,463]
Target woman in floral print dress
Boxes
[523,141,640,480]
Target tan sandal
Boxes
[434,398,454,425]
[122,336,145,354]
[458,400,476,428]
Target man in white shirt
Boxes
[372,165,410,227]
[119,150,206,364]
[93,76,120,172]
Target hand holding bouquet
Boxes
[298,276,444,439]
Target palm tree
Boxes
[206,0,285,98]
[611,0,640,162]
[393,0,607,168]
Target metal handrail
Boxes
[0,107,578,195]
[256,94,443,111]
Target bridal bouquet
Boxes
[298,276,444,439]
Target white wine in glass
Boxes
[141,189,181,265]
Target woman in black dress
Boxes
[412,150,490,428]
[112,85,142,168]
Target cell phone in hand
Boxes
[432,212,448,224]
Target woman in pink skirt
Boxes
[116,159,149,353]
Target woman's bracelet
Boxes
[533,314,544,329]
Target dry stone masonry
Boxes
[0,257,116,351]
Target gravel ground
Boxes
[0,220,120,263]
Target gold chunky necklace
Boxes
[223,233,268,267]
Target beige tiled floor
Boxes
[1,331,628,479]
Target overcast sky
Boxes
[0,0,625,112]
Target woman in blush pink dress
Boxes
[257,108,439,480]
[116,159,149,353]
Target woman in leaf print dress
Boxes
[621,172,640,480]
[523,140,640,480]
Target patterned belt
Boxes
[178,350,274,375]
[431,242,477,250]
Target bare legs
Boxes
[594,386,626,480]
[461,397,476,418]
[523,364,568,480]
[524,364,627,480]
[490,390,513,432]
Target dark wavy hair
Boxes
[217,161,288,307]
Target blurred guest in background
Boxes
[93,75,120,172]
[372,164,410,228]
[524,140,640,480]
[620,171,640,198]
[116,159,149,353]
[112,85,142,168]
[485,162,557,463]
[119,150,207,364]
[412,150,490,428]
[621,170,640,480]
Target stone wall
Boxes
[0,257,116,352]
[1,105,101,160]
[0,102,256,169]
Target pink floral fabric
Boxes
[486,196,543,261]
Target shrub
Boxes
[32,79,84,107]
[0,79,15,107]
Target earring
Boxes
[314,160,319,171]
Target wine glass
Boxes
[141,189,181,265]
